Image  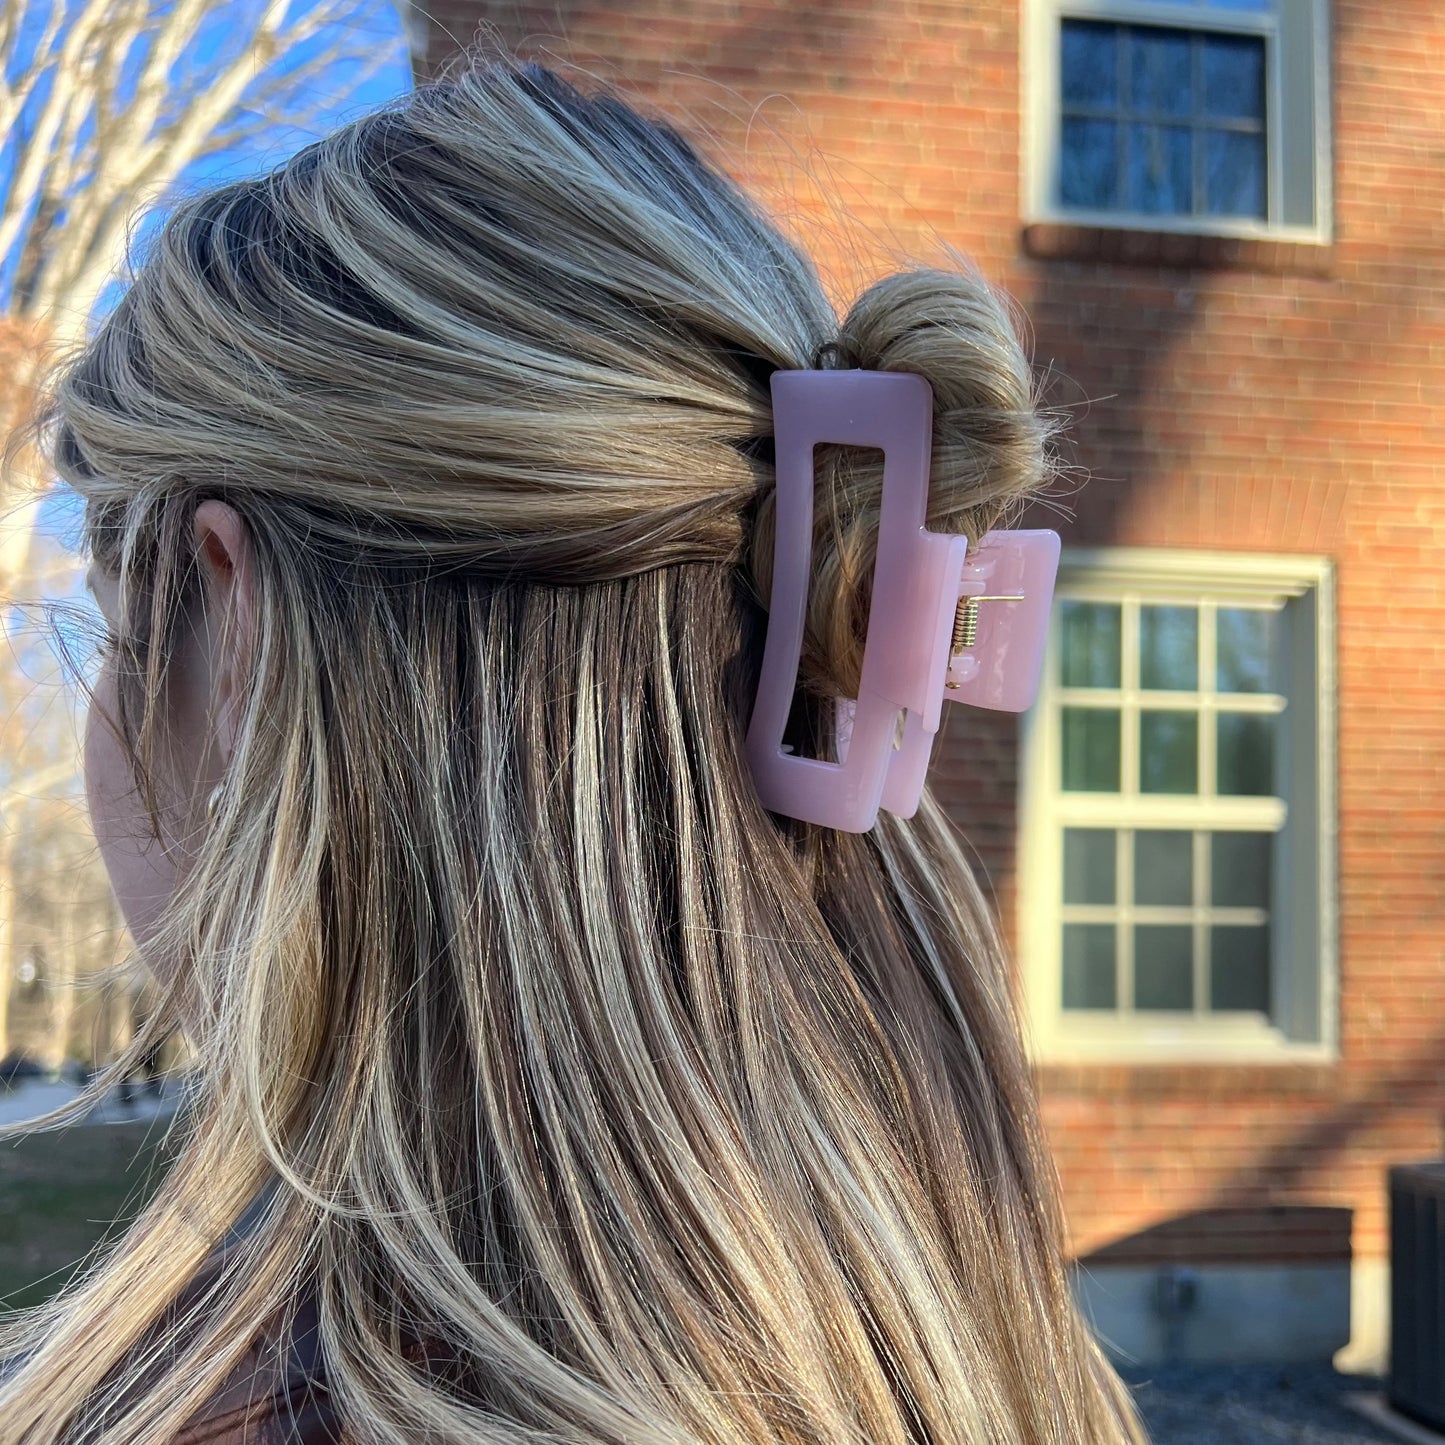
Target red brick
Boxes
[424,0,1445,1272]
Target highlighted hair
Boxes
[1,48,1143,1445]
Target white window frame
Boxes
[1023,0,1333,243]
[1018,548,1337,1062]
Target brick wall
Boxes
[421,1,1445,1270]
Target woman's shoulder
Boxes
[170,1367,341,1444]
[169,1288,344,1445]
[174,1294,446,1444]
[0,1288,341,1445]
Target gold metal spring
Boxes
[945,594,1026,687]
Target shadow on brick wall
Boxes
[1075,1206,1354,1366]
[1082,1204,1352,1270]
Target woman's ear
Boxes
[192,499,256,763]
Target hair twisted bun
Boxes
[747,266,1058,704]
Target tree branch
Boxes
[51,4,397,315]
[0,0,113,271]
[0,0,68,141]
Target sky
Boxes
[3,0,416,553]
[0,1,416,794]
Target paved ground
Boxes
[0,1076,180,1128]
[1122,1364,1406,1444]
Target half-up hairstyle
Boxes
[1,46,1144,1445]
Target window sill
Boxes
[1021,222,1335,277]
[1034,1058,1338,1098]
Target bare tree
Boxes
[2,0,410,593]
[0,0,411,1055]
[0,529,91,1057]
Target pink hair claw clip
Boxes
[746,368,1060,833]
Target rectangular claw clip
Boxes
[745,367,1060,833]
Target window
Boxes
[1025,0,1331,241]
[1019,550,1336,1060]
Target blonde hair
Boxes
[1,48,1144,1445]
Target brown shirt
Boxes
[168,1278,444,1442]
[2,1185,441,1443]
[0,1291,344,1445]
[172,1296,445,1444]
[169,1289,344,1445]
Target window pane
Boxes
[1060,601,1122,687]
[1201,32,1265,120]
[1136,830,1193,906]
[1062,708,1122,792]
[1062,20,1120,109]
[1125,122,1193,214]
[1065,829,1117,904]
[1060,119,1120,210]
[1211,832,1272,908]
[1209,925,1270,1012]
[1140,605,1199,690]
[1205,130,1267,217]
[1140,711,1199,794]
[1135,925,1194,1010]
[1217,607,1276,693]
[1129,26,1192,117]
[1217,713,1274,795]
[1063,924,1117,1009]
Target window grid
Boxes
[1018,547,1335,1062]
[1025,0,1330,244]
[1057,598,1287,812]
[1054,596,1284,1018]
[1061,830,1271,1017]
[1059,20,1268,220]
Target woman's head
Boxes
[81,500,254,1005]
[66,51,1057,1067]
[3,50,1140,1445]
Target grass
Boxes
[0,1117,177,1312]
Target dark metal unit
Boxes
[1390,1161,1445,1429]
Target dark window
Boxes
[1059,19,1267,220]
